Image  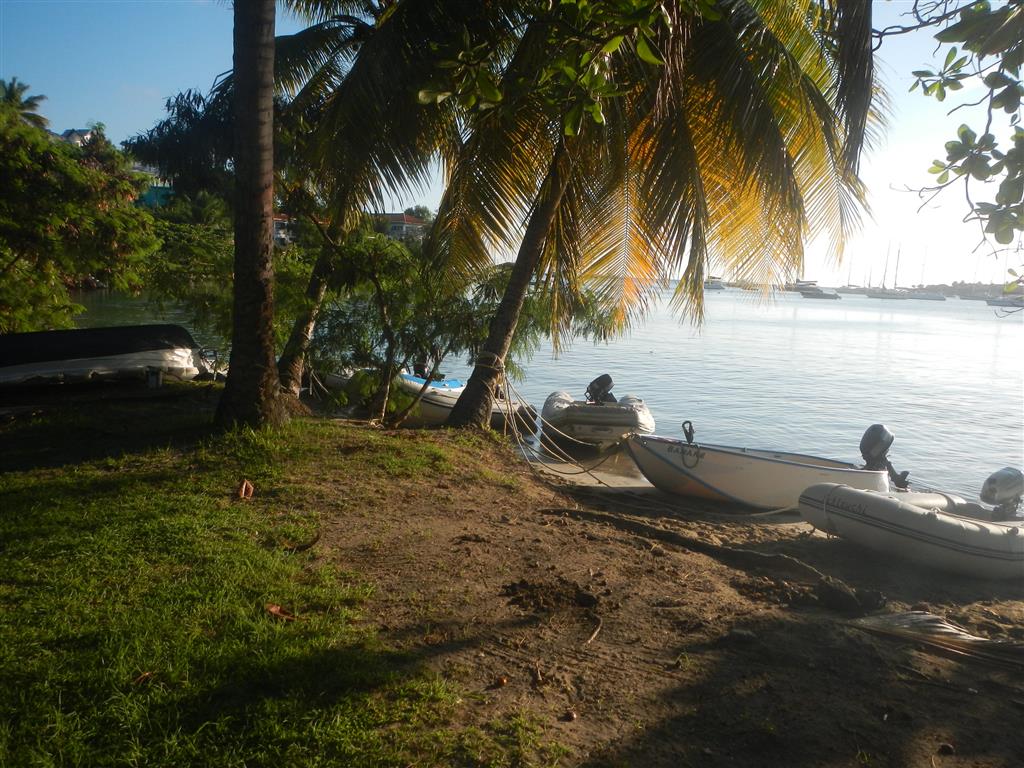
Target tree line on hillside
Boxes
[1,0,1020,429]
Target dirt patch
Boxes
[297,422,1024,767]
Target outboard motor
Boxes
[585,373,616,404]
[981,467,1024,521]
[859,424,910,489]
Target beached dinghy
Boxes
[396,373,538,433]
[0,324,209,386]
[625,423,907,510]
[798,468,1024,580]
[541,374,655,451]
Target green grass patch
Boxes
[0,387,562,766]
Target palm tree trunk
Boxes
[215,0,286,428]
[447,142,571,428]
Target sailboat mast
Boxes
[881,243,890,289]
[894,247,901,289]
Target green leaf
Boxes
[601,35,624,54]
[635,33,664,66]
[416,89,449,105]
[937,170,950,184]
[563,102,584,136]
[944,47,957,68]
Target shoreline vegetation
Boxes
[2,382,1022,766]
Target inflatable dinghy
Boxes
[541,374,654,450]
[799,467,1024,580]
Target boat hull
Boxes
[625,435,890,510]
[799,484,1024,580]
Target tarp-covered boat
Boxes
[625,424,907,510]
[798,468,1024,580]
[541,374,655,451]
[0,324,208,386]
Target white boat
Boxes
[799,286,841,300]
[798,468,1024,580]
[907,290,946,301]
[541,374,655,450]
[986,295,1024,308]
[395,373,537,433]
[625,424,906,510]
[865,288,909,300]
[0,324,210,386]
[703,277,726,291]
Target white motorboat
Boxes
[0,324,210,386]
[396,373,537,433]
[799,286,841,300]
[625,424,906,510]
[986,295,1024,308]
[798,468,1024,580]
[541,374,655,451]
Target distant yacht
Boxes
[704,277,726,291]
[907,289,946,301]
[784,279,819,292]
[799,285,841,300]
[986,295,1024,308]
[866,288,909,300]
[868,245,908,298]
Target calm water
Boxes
[77,289,1024,500]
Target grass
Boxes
[0,383,561,767]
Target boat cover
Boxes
[0,324,201,365]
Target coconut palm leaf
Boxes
[0,77,48,130]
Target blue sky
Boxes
[0,0,1017,285]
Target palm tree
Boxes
[215,0,287,428]
[0,77,48,129]
[272,0,519,395]
[444,0,878,427]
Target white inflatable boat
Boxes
[798,468,1024,581]
[396,373,538,433]
[625,423,907,510]
[541,374,655,450]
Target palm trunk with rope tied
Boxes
[446,139,573,429]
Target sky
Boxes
[0,0,1019,287]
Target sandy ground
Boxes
[313,428,1024,768]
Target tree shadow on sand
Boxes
[577,609,1024,767]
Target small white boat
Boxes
[542,374,655,450]
[0,324,210,386]
[865,288,909,300]
[986,295,1024,308]
[626,424,905,510]
[396,373,537,433]
[704,277,726,291]
[799,286,841,300]
[798,468,1024,580]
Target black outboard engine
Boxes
[860,424,910,489]
[981,467,1024,521]
[585,373,616,404]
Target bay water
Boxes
[76,289,1023,500]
